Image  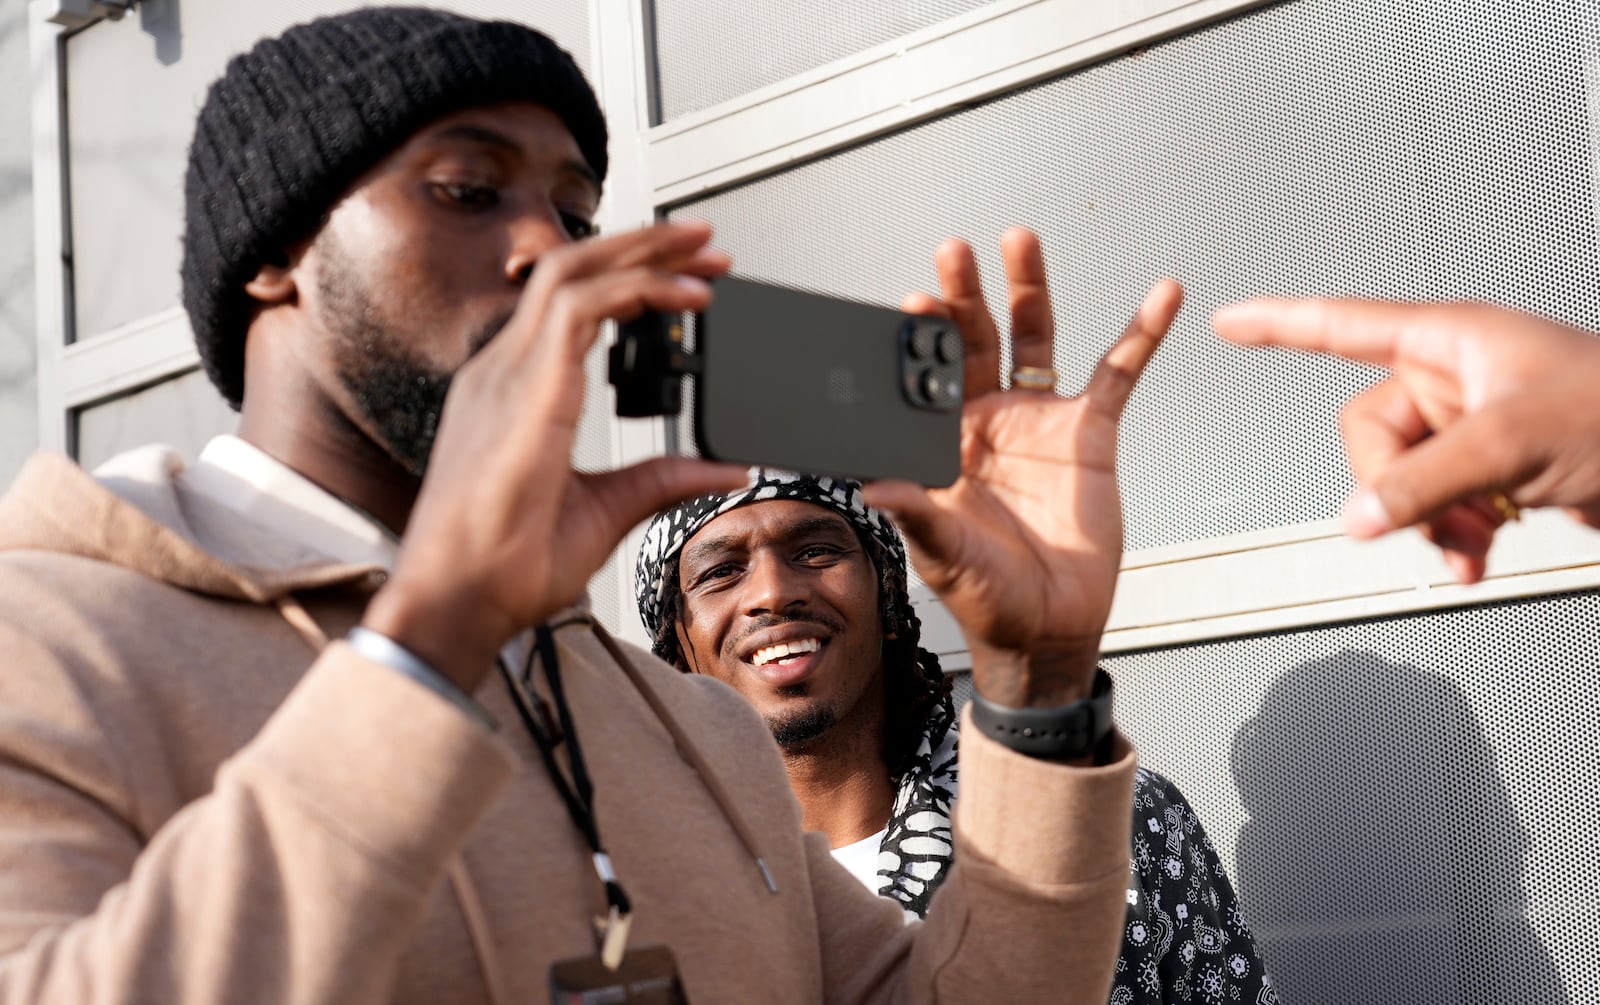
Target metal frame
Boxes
[29,3,69,454]
[639,0,1270,205]
[914,511,1600,663]
[615,0,1600,650]
[591,0,671,641]
[28,0,1600,651]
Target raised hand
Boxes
[866,228,1182,705]
[363,221,747,689]
[1214,298,1600,584]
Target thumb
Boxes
[586,457,749,538]
[861,479,967,580]
[1343,406,1542,538]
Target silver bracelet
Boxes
[346,626,497,732]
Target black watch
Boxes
[969,668,1115,762]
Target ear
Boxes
[243,251,299,307]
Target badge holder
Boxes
[547,852,689,1003]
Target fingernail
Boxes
[1342,490,1395,538]
[675,275,711,295]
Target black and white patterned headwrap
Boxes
[635,469,907,640]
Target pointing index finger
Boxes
[1213,297,1425,369]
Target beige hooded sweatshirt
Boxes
[0,447,1134,1004]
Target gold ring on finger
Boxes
[1010,365,1059,392]
[1489,491,1522,523]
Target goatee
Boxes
[316,231,505,476]
[767,702,838,748]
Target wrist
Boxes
[345,627,497,731]
[967,640,1100,706]
[362,579,510,693]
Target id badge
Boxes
[549,945,690,1004]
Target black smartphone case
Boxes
[692,277,962,488]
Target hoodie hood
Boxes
[0,448,384,604]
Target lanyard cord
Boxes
[498,618,779,901]
[498,626,631,917]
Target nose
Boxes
[504,202,575,285]
[741,551,807,617]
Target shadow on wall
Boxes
[141,0,181,65]
[1231,650,1566,1005]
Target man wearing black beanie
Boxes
[0,8,1166,1004]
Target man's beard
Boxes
[766,699,838,748]
[316,236,504,476]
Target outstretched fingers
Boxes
[1000,227,1056,374]
[1082,279,1183,418]
[932,238,1004,399]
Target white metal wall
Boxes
[613,1,1600,1000]
[0,0,37,486]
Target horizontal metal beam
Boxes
[60,307,196,408]
[913,512,1600,657]
[644,0,1268,205]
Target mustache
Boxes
[732,609,847,652]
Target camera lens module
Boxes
[901,320,963,412]
[908,325,938,360]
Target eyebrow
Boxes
[426,124,603,194]
[680,514,856,569]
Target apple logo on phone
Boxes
[827,366,863,406]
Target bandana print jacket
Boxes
[876,707,1280,1005]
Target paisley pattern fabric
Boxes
[880,715,1280,1004]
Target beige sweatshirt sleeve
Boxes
[811,706,1136,1005]
[0,639,516,1005]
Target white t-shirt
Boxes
[829,827,889,891]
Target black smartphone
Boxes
[609,277,963,487]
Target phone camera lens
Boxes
[909,326,937,360]
[921,369,959,406]
[942,373,962,406]
[936,328,962,364]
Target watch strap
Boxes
[969,668,1115,761]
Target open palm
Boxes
[867,229,1182,705]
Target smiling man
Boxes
[639,471,1279,1004]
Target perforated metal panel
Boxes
[651,0,996,121]
[947,668,973,715]
[1104,590,1600,1004]
[63,0,591,341]
[673,0,1600,551]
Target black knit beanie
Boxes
[180,7,608,409]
